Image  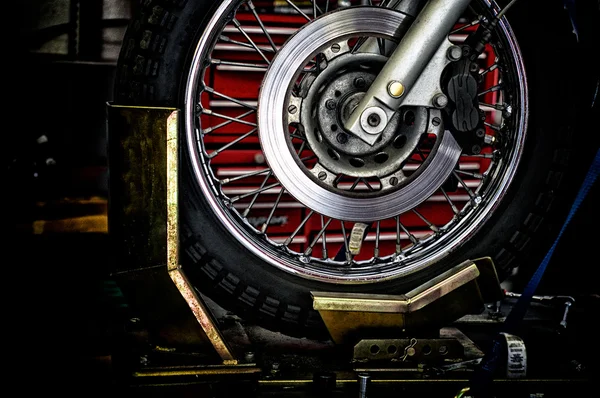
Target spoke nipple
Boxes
[318,171,327,181]
[326,99,336,110]
[389,176,399,186]
[432,94,449,109]
[388,81,405,98]
[447,45,463,61]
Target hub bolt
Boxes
[336,133,348,144]
[433,94,449,109]
[447,45,463,61]
[326,99,336,110]
[354,77,366,88]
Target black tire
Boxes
[114,0,599,338]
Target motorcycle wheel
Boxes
[114,0,592,338]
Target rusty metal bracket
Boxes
[107,104,238,365]
[312,258,503,344]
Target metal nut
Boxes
[432,94,448,109]
[447,45,463,61]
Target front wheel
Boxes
[115,0,589,338]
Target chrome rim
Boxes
[185,0,528,283]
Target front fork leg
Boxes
[344,0,472,145]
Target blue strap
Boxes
[470,148,600,395]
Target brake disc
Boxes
[258,7,462,222]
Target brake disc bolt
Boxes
[288,104,298,114]
[336,133,348,144]
[432,117,441,126]
[326,99,336,110]
[433,94,448,109]
[367,114,381,127]
[354,77,366,88]
[447,45,463,61]
[388,81,405,98]
[389,177,399,186]
[318,171,327,181]
[331,43,341,53]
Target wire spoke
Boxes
[478,84,503,97]
[247,0,278,52]
[202,109,257,127]
[398,220,419,245]
[321,215,328,259]
[304,217,333,256]
[450,18,481,34]
[242,171,273,216]
[233,19,271,65]
[453,170,479,203]
[219,35,276,53]
[284,210,314,246]
[479,63,499,76]
[412,209,439,233]
[202,109,256,133]
[220,168,271,185]
[484,121,502,131]
[440,187,460,215]
[340,221,352,263]
[231,181,279,204]
[395,216,403,254]
[261,188,286,233]
[455,169,484,179]
[374,221,381,258]
[205,86,258,110]
[208,128,257,159]
[210,59,268,70]
[479,101,506,111]
[284,0,312,21]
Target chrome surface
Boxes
[345,0,472,142]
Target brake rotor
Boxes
[258,7,462,221]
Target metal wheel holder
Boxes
[107,104,505,383]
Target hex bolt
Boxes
[447,45,463,61]
[389,177,399,186]
[471,144,482,154]
[367,113,381,127]
[432,117,441,126]
[331,43,341,53]
[336,133,348,144]
[433,94,449,109]
[288,104,298,114]
[470,62,479,72]
[476,128,486,138]
[326,99,336,110]
[354,77,366,88]
[318,171,327,181]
